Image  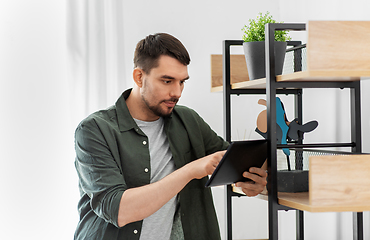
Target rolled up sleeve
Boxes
[75,120,127,228]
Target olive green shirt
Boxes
[74,89,229,240]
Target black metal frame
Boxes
[222,22,363,240]
[222,38,304,240]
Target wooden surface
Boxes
[309,154,370,209]
[227,71,364,90]
[231,78,267,89]
[308,21,370,73]
[253,191,370,213]
[278,192,370,212]
[211,54,249,91]
[277,71,363,81]
[220,70,365,90]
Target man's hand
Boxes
[187,150,226,180]
[235,167,268,197]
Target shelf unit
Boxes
[217,21,370,240]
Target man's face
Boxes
[140,55,189,119]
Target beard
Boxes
[141,94,178,118]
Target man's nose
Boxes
[170,83,182,99]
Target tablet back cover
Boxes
[205,139,267,187]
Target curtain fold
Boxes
[67,0,126,126]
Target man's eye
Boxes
[163,80,171,84]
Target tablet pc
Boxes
[205,139,267,187]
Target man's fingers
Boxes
[248,167,268,178]
[236,181,265,197]
[213,150,227,166]
[218,150,227,158]
[235,167,268,196]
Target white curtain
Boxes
[67,0,127,126]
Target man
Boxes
[74,33,267,240]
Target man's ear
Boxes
[133,68,144,88]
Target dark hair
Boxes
[133,33,190,73]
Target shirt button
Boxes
[133,229,138,234]
[143,140,147,145]
[144,168,149,173]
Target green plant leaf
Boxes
[241,11,291,42]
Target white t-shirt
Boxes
[134,117,178,240]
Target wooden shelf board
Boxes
[211,54,249,92]
[231,78,266,89]
[233,188,370,213]
[210,85,223,93]
[211,70,369,92]
[278,192,370,213]
[277,70,366,82]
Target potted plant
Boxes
[242,12,291,80]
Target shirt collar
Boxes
[115,89,137,132]
[115,88,173,132]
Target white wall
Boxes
[0,1,78,239]
[1,0,370,239]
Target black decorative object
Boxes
[277,170,309,192]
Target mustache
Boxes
[162,98,179,103]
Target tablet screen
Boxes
[205,139,267,187]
